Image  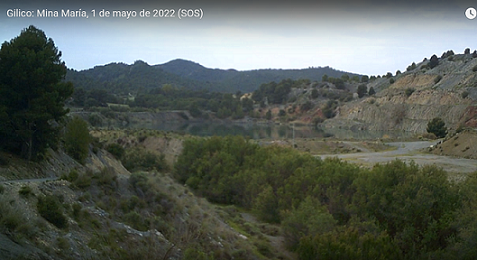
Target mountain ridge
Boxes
[66,58,362,93]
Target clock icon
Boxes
[466,7,476,20]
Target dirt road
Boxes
[320,141,477,174]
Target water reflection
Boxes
[136,121,413,140]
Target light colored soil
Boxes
[431,131,477,159]
[319,140,477,175]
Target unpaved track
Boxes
[320,141,477,174]
[0,177,58,184]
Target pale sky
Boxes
[0,0,476,76]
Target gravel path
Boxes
[0,177,58,184]
[320,141,477,174]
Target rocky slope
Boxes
[0,130,284,260]
[322,52,477,133]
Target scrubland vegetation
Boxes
[175,135,477,259]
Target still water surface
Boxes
[143,121,413,140]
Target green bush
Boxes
[37,195,68,229]
[72,203,82,220]
[123,211,148,231]
[174,136,470,258]
[63,169,79,182]
[282,196,336,250]
[322,100,338,118]
[311,88,319,99]
[88,114,103,127]
[19,185,33,197]
[97,167,118,187]
[73,170,93,189]
[106,143,125,159]
[0,195,28,233]
[368,86,376,96]
[64,116,92,164]
[122,148,169,172]
[427,117,447,138]
[357,84,367,98]
[183,247,213,260]
[405,87,415,97]
[429,54,439,68]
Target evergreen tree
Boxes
[427,117,447,138]
[0,26,73,160]
[266,110,272,120]
[64,116,92,164]
[322,74,329,82]
[357,84,367,98]
[311,88,319,99]
[368,86,376,96]
[429,54,439,69]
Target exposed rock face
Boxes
[332,89,471,132]
[323,54,477,133]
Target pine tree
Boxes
[357,84,367,98]
[368,86,376,96]
[427,117,447,138]
[0,26,73,160]
[429,54,439,69]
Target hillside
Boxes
[0,130,292,260]
[319,51,477,133]
[66,59,361,93]
[66,50,477,136]
[430,129,477,159]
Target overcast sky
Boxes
[0,0,476,76]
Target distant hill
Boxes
[66,59,362,93]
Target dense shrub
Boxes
[322,100,338,118]
[427,117,447,138]
[37,195,68,229]
[64,116,92,164]
[311,88,319,99]
[174,136,468,259]
[407,62,417,71]
[368,86,376,96]
[357,84,367,98]
[19,185,33,197]
[429,54,439,69]
[106,143,125,159]
[405,87,415,97]
[122,148,168,172]
[88,114,102,127]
